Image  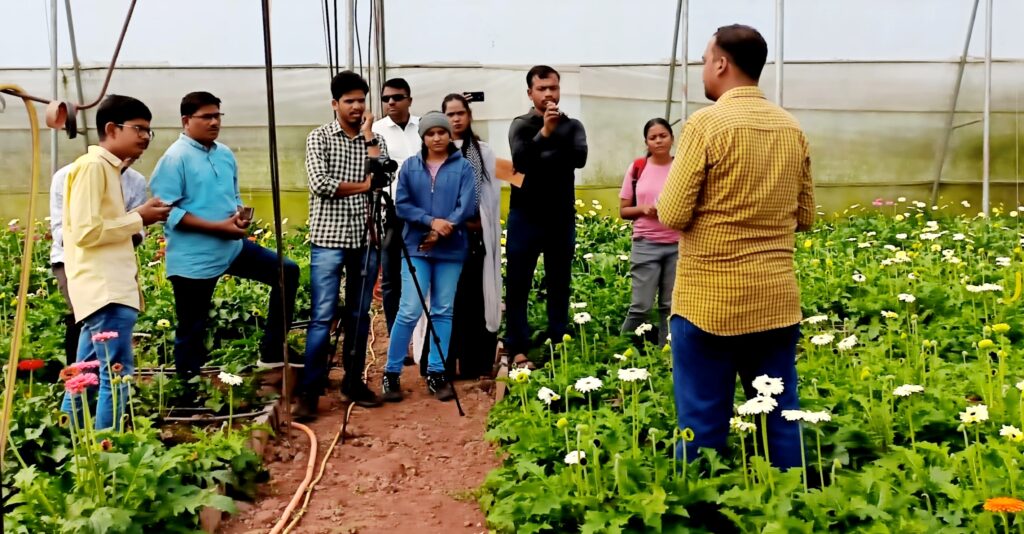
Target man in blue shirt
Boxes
[150,91,299,385]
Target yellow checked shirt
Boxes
[63,146,144,322]
[657,86,814,336]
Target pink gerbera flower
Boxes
[91,331,120,343]
[64,373,99,395]
[70,361,102,371]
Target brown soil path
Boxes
[220,313,498,534]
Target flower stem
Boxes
[815,431,825,488]
[797,423,808,492]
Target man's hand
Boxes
[219,214,248,240]
[235,206,252,229]
[642,205,658,217]
[361,111,375,138]
[137,197,171,226]
[430,218,454,237]
[540,102,560,137]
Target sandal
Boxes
[511,353,536,370]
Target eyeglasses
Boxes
[116,124,155,140]
[189,112,225,121]
[381,94,408,103]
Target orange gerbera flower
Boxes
[984,497,1024,513]
[58,367,81,381]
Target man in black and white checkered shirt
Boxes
[297,71,390,419]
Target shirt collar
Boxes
[88,145,122,167]
[179,132,218,151]
[380,115,419,131]
[717,86,766,103]
[327,120,364,141]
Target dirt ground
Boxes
[220,313,499,534]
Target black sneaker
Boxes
[426,373,455,402]
[292,395,319,422]
[341,379,383,408]
[381,372,403,402]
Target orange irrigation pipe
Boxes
[0,85,42,463]
[269,422,318,534]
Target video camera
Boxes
[365,157,399,191]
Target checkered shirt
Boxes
[305,120,389,248]
[657,86,815,336]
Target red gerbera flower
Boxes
[17,359,45,372]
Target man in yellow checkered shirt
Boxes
[658,24,815,469]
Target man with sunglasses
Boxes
[371,78,420,353]
[150,91,299,391]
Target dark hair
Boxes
[643,118,674,140]
[331,70,370,100]
[642,118,674,157]
[526,65,560,88]
[713,25,768,81]
[382,77,411,96]
[95,94,151,141]
[441,93,489,180]
[180,91,221,117]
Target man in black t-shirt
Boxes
[506,65,587,367]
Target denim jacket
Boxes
[395,149,478,262]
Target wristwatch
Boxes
[364,137,380,147]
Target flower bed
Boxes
[482,199,1024,532]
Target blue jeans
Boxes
[61,303,138,430]
[169,240,299,380]
[504,209,575,356]
[385,257,463,374]
[670,315,803,469]
[302,245,378,394]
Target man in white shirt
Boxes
[371,78,420,346]
[50,158,148,364]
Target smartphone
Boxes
[464,91,485,103]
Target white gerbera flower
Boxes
[570,302,588,309]
[959,404,990,424]
[729,417,756,433]
[852,273,867,283]
[564,450,586,465]
[997,257,1012,267]
[509,367,532,383]
[961,200,971,208]
[1015,380,1024,392]
[634,323,654,336]
[218,371,243,386]
[573,312,592,325]
[537,386,560,405]
[837,334,858,351]
[898,293,916,303]
[781,409,807,422]
[752,375,785,397]
[893,384,924,397]
[953,233,966,241]
[574,376,603,393]
[737,395,778,416]
[895,233,908,240]
[582,253,594,260]
[802,314,829,325]
[617,368,650,382]
[612,353,627,361]
[1000,425,1024,442]
[618,254,629,261]
[810,333,835,346]
[803,410,832,424]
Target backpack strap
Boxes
[630,156,648,207]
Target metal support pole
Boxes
[983,0,993,216]
[346,0,355,70]
[930,0,980,206]
[664,0,683,121]
[50,0,58,176]
[259,0,291,414]
[775,0,784,106]
[681,0,689,120]
[65,0,89,148]
[378,0,386,82]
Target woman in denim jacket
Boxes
[383,111,477,402]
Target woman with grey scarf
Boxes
[434,93,502,378]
